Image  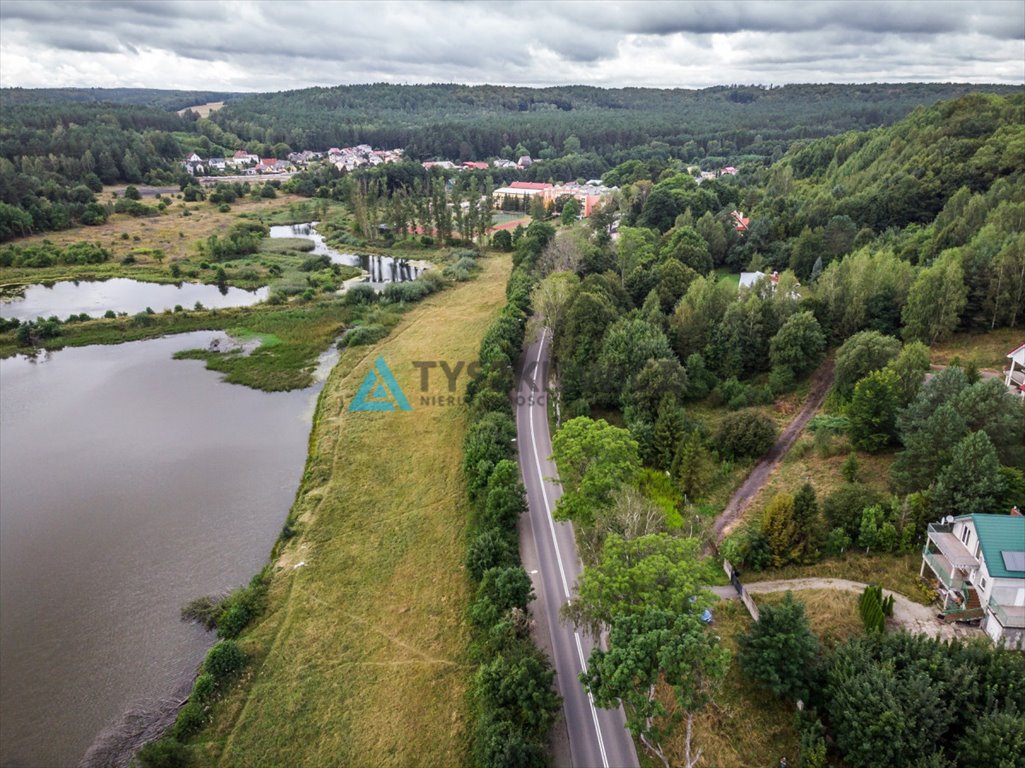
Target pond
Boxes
[0,332,328,767]
[269,222,430,287]
[0,278,268,322]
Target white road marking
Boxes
[527,329,610,768]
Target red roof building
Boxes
[730,210,750,233]
[461,161,490,170]
[510,181,554,191]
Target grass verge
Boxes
[189,254,511,767]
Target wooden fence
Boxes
[723,558,760,622]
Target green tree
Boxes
[715,409,777,460]
[769,311,826,377]
[761,492,801,567]
[565,533,708,635]
[902,251,968,344]
[652,396,686,471]
[475,651,560,737]
[955,711,1025,768]
[672,430,716,500]
[883,341,931,406]
[596,317,673,400]
[626,358,688,421]
[583,607,729,768]
[834,330,902,399]
[932,431,1007,515]
[891,403,968,493]
[551,418,641,525]
[560,196,581,224]
[792,483,821,563]
[661,225,713,274]
[738,591,819,701]
[848,368,902,452]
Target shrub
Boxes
[180,596,220,630]
[342,283,378,305]
[337,323,388,348]
[134,738,190,768]
[171,700,206,740]
[467,528,515,581]
[822,484,886,539]
[715,409,778,459]
[203,640,245,682]
[381,280,432,304]
[190,673,216,703]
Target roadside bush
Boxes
[203,640,245,682]
[715,409,778,459]
[473,714,547,768]
[467,528,515,581]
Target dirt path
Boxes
[712,578,975,640]
[712,360,835,543]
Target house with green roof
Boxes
[920,512,1025,649]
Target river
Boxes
[0,278,268,322]
[268,222,430,286]
[0,332,330,767]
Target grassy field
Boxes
[657,588,863,768]
[930,327,1023,371]
[750,552,934,605]
[190,254,511,767]
[0,193,310,289]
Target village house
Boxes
[182,153,204,175]
[226,150,259,168]
[1005,342,1025,398]
[921,512,1025,648]
[207,157,226,171]
[731,210,750,233]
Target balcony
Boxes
[922,548,966,591]
[988,596,1025,629]
[926,524,981,568]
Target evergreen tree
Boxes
[932,431,1007,515]
[738,591,819,701]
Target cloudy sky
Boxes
[1,1,1023,92]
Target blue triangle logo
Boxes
[349,356,412,412]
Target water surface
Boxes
[0,278,267,322]
[0,332,326,767]
[269,222,430,286]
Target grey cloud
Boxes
[0,0,1021,91]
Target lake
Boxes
[0,332,328,767]
[0,278,268,322]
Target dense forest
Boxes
[511,91,1025,767]
[1,82,1021,241]
[211,82,1021,165]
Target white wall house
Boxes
[921,513,1025,649]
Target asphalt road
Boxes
[515,329,639,768]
